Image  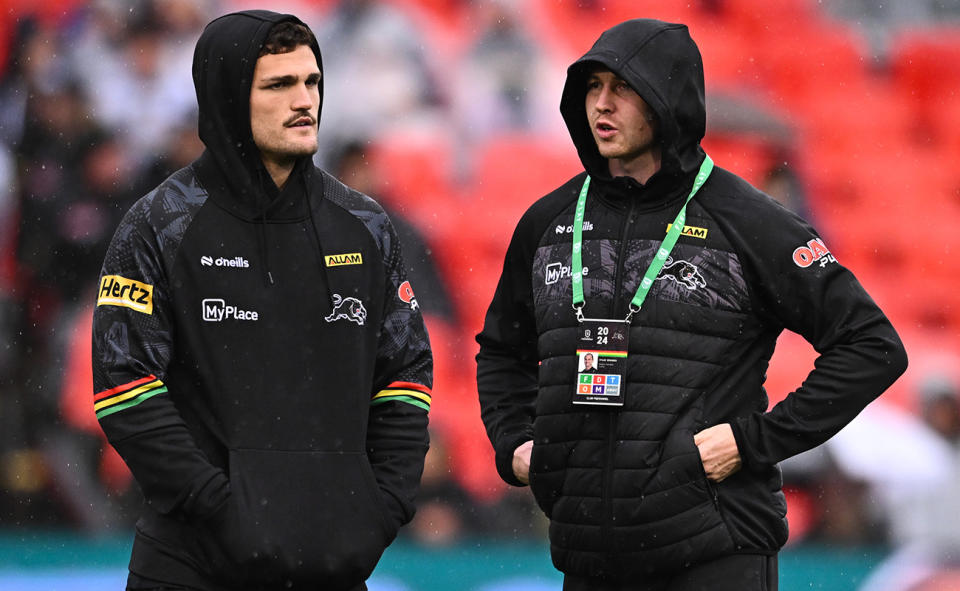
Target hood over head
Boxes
[192,10,323,219]
[560,19,706,189]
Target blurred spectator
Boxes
[761,158,817,225]
[451,0,563,144]
[405,428,482,546]
[313,0,444,164]
[137,115,205,191]
[822,0,960,63]
[858,374,960,590]
[18,127,138,310]
[69,0,203,164]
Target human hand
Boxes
[693,423,742,482]
[512,440,533,484]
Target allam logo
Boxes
[202,298,259,322]
[325,252,363,267]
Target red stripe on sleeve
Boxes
[385,381,431,395]
[94,375,157,401]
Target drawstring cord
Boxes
[255,167,275,286]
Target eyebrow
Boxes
[258,72,322,85]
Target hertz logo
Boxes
[666,223,708,239]
[97,275,154,314]
[325,252,363,267]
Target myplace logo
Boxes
[202,298,259,322]
[545,262,588,285]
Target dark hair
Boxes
[259,21,317,56]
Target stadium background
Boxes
[2,0,960,589]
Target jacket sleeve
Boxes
[367,217,432,532]
[92,198,229,520]
[719,193,908,468]
[475,212,541,487]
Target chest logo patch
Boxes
[325,294,367,325]
[97,275,154,314]
[325,252,363,267]
[792,238,836,268]
[667,223,708,239]
[398,281,419,310]
[657,258,706,290]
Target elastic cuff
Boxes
[495,434,532,487]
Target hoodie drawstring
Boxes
[254,167,275,286]
[257,209,274,286]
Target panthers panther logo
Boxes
[325,294,367,325]
[657,258,706,291]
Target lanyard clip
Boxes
[573,302,585,323]
[624,303,641,324]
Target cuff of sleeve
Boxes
[186,470,231,520]
[495,434,532,487]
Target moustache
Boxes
[284,113,316,127]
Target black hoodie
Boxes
[93,10,432,590]
[477,19,906,580]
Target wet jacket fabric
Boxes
[476,19,906,580]
[92,11,432,590]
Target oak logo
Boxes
[398,280,419,310]
[97,275,154,314]
[202,298,259,322]
[792,238,836,268]
[325,252,363,267]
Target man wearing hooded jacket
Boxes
[476,19,907,590]
[92,11,432,591]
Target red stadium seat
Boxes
[890,28,960,145]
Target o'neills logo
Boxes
[792,238,836,268]
[325,252,363,267]
[97,275,154,314]
[200,256,250,268]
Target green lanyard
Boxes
[572,154,714,322]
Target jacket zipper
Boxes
[601,197,637,573]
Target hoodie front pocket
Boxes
[205,449,393,588]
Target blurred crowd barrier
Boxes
[3,1,960,588]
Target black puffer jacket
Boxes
[476,19,906,580]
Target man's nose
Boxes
[291,83,314,110]
[595,86,615,112]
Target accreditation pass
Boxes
[574,318,628,406]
